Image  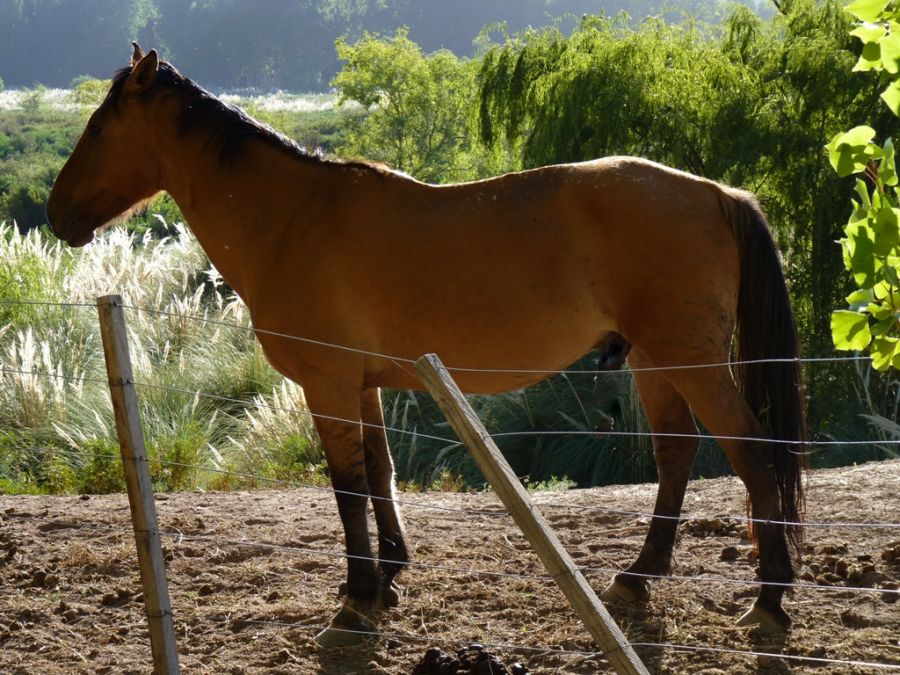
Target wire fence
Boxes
[4,509,900,672]
[7,507,899,597]
[1,297,899,672]
[9,440,900,531]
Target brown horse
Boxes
[48,44,806,646]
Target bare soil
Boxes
[1,460,899,674]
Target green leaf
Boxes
[881,137,898,186]
[885,261,900,286]
[845,0,890,22]
[827,126,878,176]
[881,26,900,73]
[854,39,883,71]
[845,217,879,286]
[855,178,873,210]
[874,279,894,298]
[872,336,899,370]
[874,206,900,255]
[851,22,887,43]
[872,316,897,335]
[847,288,876,309]
[868,301,894,320]
[882,79,900,115]
[831,310,873,351]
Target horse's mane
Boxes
[107,62,387,174]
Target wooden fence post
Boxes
[97,295,180,675]
[415,353,649,675]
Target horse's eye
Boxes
[87,123,102,138]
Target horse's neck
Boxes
[160,139,323,303]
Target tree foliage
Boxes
[477,1,895,361]
[332,29,485,182]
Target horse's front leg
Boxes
[305,383,382,647]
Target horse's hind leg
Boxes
[601,348,699,604]
[361,387,408,606]
[657,364,794,631]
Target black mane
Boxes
[108,62,381,172]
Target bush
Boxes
[3,182,48,232]
[76,440,126,494]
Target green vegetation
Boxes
[0,85,355,236]
[0,95,81,233]
[0,224,325,495]
[829,1,900,373]
[0,0,897,496]
[333,29,485,182]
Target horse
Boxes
[48,44,806,647]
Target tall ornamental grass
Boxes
[0,223,323,494]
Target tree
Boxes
[477,1,894,359]
[332,28,487,182]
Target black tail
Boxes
[721,189,806,555]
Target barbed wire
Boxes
[131,377,900,453]
[7,444,509,519]
[131,380,459,445]
[0,299,96,310]
[7,583,898,671]
[0,366,108,386]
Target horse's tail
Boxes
[720,187,806,556]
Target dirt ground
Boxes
[1,460,898,674]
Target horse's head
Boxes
[48,43,167,246]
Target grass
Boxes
[0,222,323,495]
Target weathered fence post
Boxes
[415,353,649,675]
[97,294,180,675]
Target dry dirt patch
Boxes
[1,460,898,673]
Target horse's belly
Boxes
[367,302,612,394]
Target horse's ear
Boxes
[124,49,159,98]
[131,41,145,66]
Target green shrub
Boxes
[71,77,110,107]
[150,428,206,492]
[43,453,76,494]
[3,182,48,232]
[76,440,126,494]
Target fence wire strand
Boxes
[10,442,900,531]
[4,360,897,461]
[5,511,898,598]
[118,301,879,376]
[229,618,900,671]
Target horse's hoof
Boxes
[315,603,377,648]
[382,581,401,608]
[737,600,791,633]
[600,577,648,604]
